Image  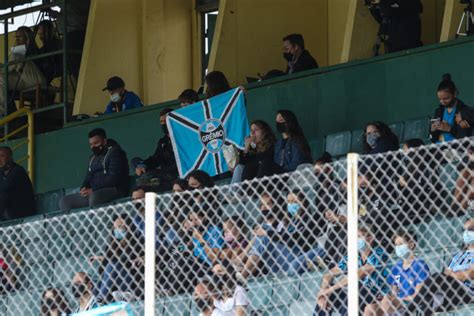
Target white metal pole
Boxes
[347,153,359,316]
[144,192,157,316]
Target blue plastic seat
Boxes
[325,131,351,158]
[402,116,430,142]
[309,137,325,160]
[389,121,404,143]
[350,129,364,153]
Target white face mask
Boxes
[110,93,121,103]
[11,44,26,56]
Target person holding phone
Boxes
[233,120,278,183]
[431,74,474,143]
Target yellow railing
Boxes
[0,108,34,183]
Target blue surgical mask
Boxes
[287,203,300,216]
[395,244,410,259]
[113,229,127,241]
[366,133,380,148]
[358,239,367,252]
[463,230,474,245]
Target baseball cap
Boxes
[102,76,125,91]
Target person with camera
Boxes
[367,0,423,54]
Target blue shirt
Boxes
[192,225,224,266]
[104,91,143,114]
[440,106,456,142]
[132,212,162,249]
[387,258,430,299]
[338,247,390,296]
[448,250,473,293]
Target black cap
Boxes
[102,76,125,91]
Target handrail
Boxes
[0,107,34,183]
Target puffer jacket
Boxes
[82,139,129,195]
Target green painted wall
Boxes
[6,37,474,194]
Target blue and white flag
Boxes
[167,88,250,178]
[70,302,134,316]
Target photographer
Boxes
[367,0,423,54]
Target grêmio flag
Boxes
[167,88,250,178]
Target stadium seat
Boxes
[297,271,323,302]
[5,290,41,316]
[53,257,100,286]
[325,131,351,158]
[35,189,64,214]
[309,137,325,161]
[389,121,404,143]
[414,216,464,251]
[402,116,430,142]
[247,278,272,311]
[350,129,364,153]
[162,294,192,316]
[271,276,300,306]
[289,300,316,316]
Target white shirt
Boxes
[212,286,249,316]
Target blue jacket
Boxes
[82,139,129,195]
[274,138,307,172]
[104,91,143,114]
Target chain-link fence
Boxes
[0,137,473,315]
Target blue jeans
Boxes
[98,259,134,302]
[251,237,324,275]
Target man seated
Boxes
[71,272,99,313]
[315,225,390,315]
[0,146,34,220]
[102,76,143,114]
[59,128,129,211]
[282,33,319,75]
[132,108,178,191]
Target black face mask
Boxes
[195,297,213,312]
[44,298,56,309]
[91,145,105,156]
[275,122,287,134]
[71,284,87,298]
[161,124,169,135]
[283,52,293,62]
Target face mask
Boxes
[463,230,474,245]
[366,133,380,148]
[110,93,121,103]
[44,298,56,309]
[358,239,367,252]
[71,284,86,298]
[195,298,213,312]
[133,200,144,212]
[91,145,105,156]
[275,122,287,133]
[395,244,410,259]
[283,52,293,62]
[287,203,300,216]
[161,124,169,135]
[113,229,127,241]
[224,232,235,243]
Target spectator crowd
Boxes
[0,22,473,316]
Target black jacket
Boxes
[35,38,62,84]
[431,99,474,142]
[370,0,423,52]
[141,135,178,179]
[0,162,34,219]
[240,146,278,181]
[286,50,319,74]
[82,139,129,195]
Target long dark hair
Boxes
[36,20,59,45]
[186,170,215,188]
[16,26,38,56]
[205,71,231,98]
[107,214,134,258]
[40,287,71,316]
[362,121,399,154]
[251,120,276,153]
[277,110,312,162]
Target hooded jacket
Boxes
[82,139,129,194]
[431,99,474,143]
